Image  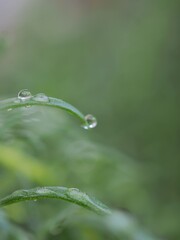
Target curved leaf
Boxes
[0,187,111,215]
[0,96,88,127]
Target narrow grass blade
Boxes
[0,96,87,126]
[0,187,111,215]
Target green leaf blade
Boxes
[0,96,87,126]
[0,187,111,215]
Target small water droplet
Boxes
[33,199,37,202]
[14,99,20,104]
[69,188,80,192]
[25,105,31,108]
[7,108,12,112]
[36,188,50,194]
[82,114,97,129]
[66,188,83,200]
[33,93,49,102]
[18,89,32,101]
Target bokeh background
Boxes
[0,0,179,239]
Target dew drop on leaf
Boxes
[69,188,80,192]
[25,105,31,108]
[18,89,32,101]
[33,93,49,102]
[66,188,83,201]
[14,99,20,103]
[82,114,97,129]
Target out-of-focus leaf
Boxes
[0,145,57,184]
[38,207,159,240]
[0,210,31,240]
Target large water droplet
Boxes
[18,89,32,101]
[83,114,97,129]
[33,93,49,102]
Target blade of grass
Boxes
[0,187,111,215]
[0,96,87,127]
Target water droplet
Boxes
[25,105,31,108]
[69,188,80,192]
[66,188,83,201]
[14,99,20,104]
[33,199,37,202]
[82,114,97,129]
[18,89,32,101]
[36,188,50,194]
[33,93,49,102]
[7,108,12,112]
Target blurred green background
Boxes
[0,0,179,239]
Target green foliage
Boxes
[0,1,179,239]
[0,187,110,215]
[0,93,108,213]
[0,93,87,127]
[0,93,157,239]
